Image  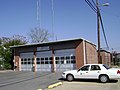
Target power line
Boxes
[99,13,109,49]
[91,0,97,7]
[85,0,109,49]
[85,0,97,13]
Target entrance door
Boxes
[54,49,76,71]
[20,52,33,71]
[36,51,52,71]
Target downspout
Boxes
[83,39,86,65]
[85,41,87,64]
[52,48,55,72]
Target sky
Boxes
[0,0,120,52]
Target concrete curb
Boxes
[48,82,63,89]
[37,89,42,90]
[0,70,13,73]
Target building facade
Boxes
[116,53,120,65]
[12,38,98,72]
[112,52,120,65]
[100,50,111,66]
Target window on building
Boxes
[28,62,31,64]
[61,60,64,64]
[66,59,70,64]
[66,56,70,60]
[24,58,27,61]
[21,61,24,64]
[37,58,40,64]
[71,60,76,64]
[61,57,64,60]
[41,58,44,64]
[71,56,75,59]
[24,62,27,64]
[55,57,59,60]
[49,57,53,64]
[21,58,23,61]
[45,57,48,64]
[28,58,31,64]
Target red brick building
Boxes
[100,50,111,66]
[11,38,98,72]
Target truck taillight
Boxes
[117,70,120,74]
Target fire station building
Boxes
[11,38,98,72]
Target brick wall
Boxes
[85,41,98,64]
[100,51,111,66]
[75,41,84,69]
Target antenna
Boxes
[37,0,41,28]
[51,0,55,41]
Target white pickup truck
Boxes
[62,64,120,83]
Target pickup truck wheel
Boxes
[99,75,109,83]
[67,74,74,81]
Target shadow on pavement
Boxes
[59,78,118,83]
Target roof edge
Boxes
[10,37,96,48]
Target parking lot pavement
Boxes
[46,79,120,90]
[0,70,13,73]
[1,71,120,90]
[0,71,62,90]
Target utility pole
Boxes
[85,0,109,64]
[96,0,101,64]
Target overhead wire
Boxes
[85,0,97,13]
[90,0,109,49]
[91,0,96,7]
[85,0,109,49]
[99,13,109,49]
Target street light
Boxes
[102,3,109,6]
[96,0,109,64]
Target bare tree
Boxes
[11,35,28,45]
[28,28,50,43]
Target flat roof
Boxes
[10,38,96,48]
[100,49,111,53]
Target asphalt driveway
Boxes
[0,71,62,90]
[47,79,120,90]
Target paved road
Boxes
[1,71,120,90]
[0,71,62,90]
[47,79,120,90]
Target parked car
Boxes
[62,64,120,83]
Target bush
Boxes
[4,63,12,70]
